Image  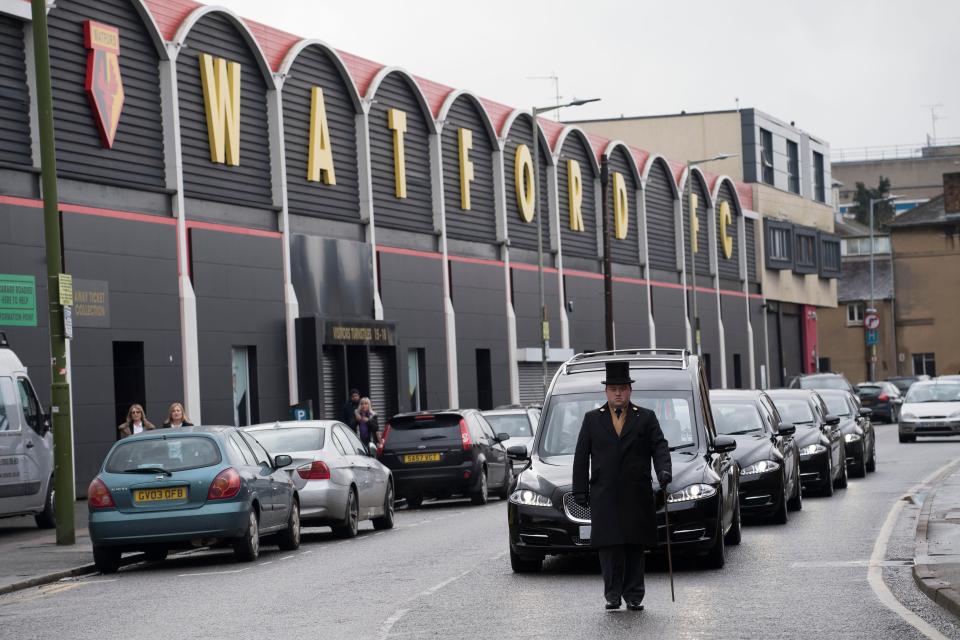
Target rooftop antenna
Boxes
[526,72,561,117]
[923,104,944,145]
[735,96,740,112]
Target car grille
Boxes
[562,492,591,523]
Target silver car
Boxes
[481,406,540,471]
[244,421,394,537]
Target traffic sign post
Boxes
[864,312,880,331]
[865,328,878,345]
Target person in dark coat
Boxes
[572,361,672,611]
[341,389,360,430]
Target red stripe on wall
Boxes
[377,245,443,260]
[185,220,281,239]
[0,195,178,226]
[448,254,504,268]
[511,261,558,274]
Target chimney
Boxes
[945,172,960,214]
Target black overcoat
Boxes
[572,402,672,548]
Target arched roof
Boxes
[640,154,679,198]
[278,39,363,112]
[172,5,276,88]
[437,89,499,146]
[602,140,642,185]
[501,110,554,164]
[554,126,601,175]
[711,176,743,215]
[366,67,439,135]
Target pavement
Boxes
[0,501,96,595]
[913,460,960,617]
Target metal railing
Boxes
[833,138,960,163]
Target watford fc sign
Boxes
[84,20,124,149]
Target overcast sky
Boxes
[215,0,959,155]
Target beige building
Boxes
[571,108,839,385]
[818,218,896,382]
[820,172,960,380]
[832,141,960,209]
[887,173,960,376]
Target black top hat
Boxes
[602,361,634,385]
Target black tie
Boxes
[615,408,622,418]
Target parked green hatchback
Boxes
[88,426,300,573]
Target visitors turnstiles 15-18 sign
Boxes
[325,321,396,346]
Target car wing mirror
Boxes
[506,445,529,460]
[273,454,293,469]
[496,432,511,443]
[709,435,737,454]
[777,422,796,437]
[892,398,903,405]
[859,407,873,417]
[825,414,841,426]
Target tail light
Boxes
[88,477,115,509]
[207,467,242,500]
[459,418,472,451]
[878,393,889,402]
[377,423,392,457]
[297,460,331,480]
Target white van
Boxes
[0,332,55,528]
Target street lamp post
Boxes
[531,98,599,397]
[685,154,736,358]
[867,194,901,381]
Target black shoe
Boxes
[626,602,644,611]
[605,600,621,610]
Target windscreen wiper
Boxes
[122,467,172,476]
[669,443,695,452]
[725,429,761,436]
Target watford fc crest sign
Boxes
[83,20,124,148]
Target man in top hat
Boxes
[572,360,672,611]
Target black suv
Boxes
[788,372,857,394]
[377,409,513,507]
[507,349,742,572]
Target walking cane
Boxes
[662,489,675,603]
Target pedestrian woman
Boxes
[161,402,194,429]
[572,361,672,612]
[118,404,155,439]
[354,397,380,447]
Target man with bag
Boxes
[572,361,672,611]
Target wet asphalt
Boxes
[1,422,959,639]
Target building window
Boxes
[793,229,818,274]
[764,218,793,270]
[846,303,864,326]
[841,236,891,256]
[787,140,800,194]
[770,227,791,260]
[819,234,842,278]
[913,353,936,377]
[760,128,774,185]
[813,151,825,202]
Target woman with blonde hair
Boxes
[354,397,380,447]
[118,404,155,439]
[161,402,193,429]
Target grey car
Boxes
[481,406,540,471]
[244,421,394,537]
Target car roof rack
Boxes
[562,348,690,375]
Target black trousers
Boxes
[598,544,646,603]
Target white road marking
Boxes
[379,569,474,638]
[280,555,295,561]
[791,560,913,568]
[869,457,960,640]
[376,608,409,640]
[177,567,250,577]
[257,561,273,566]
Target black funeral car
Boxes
[818,389,876,477]
[766,390,847,497]
[710,390,802,523]
[507,349,741,573]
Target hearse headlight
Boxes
[666,484,717,503]
[509,489,552,507]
